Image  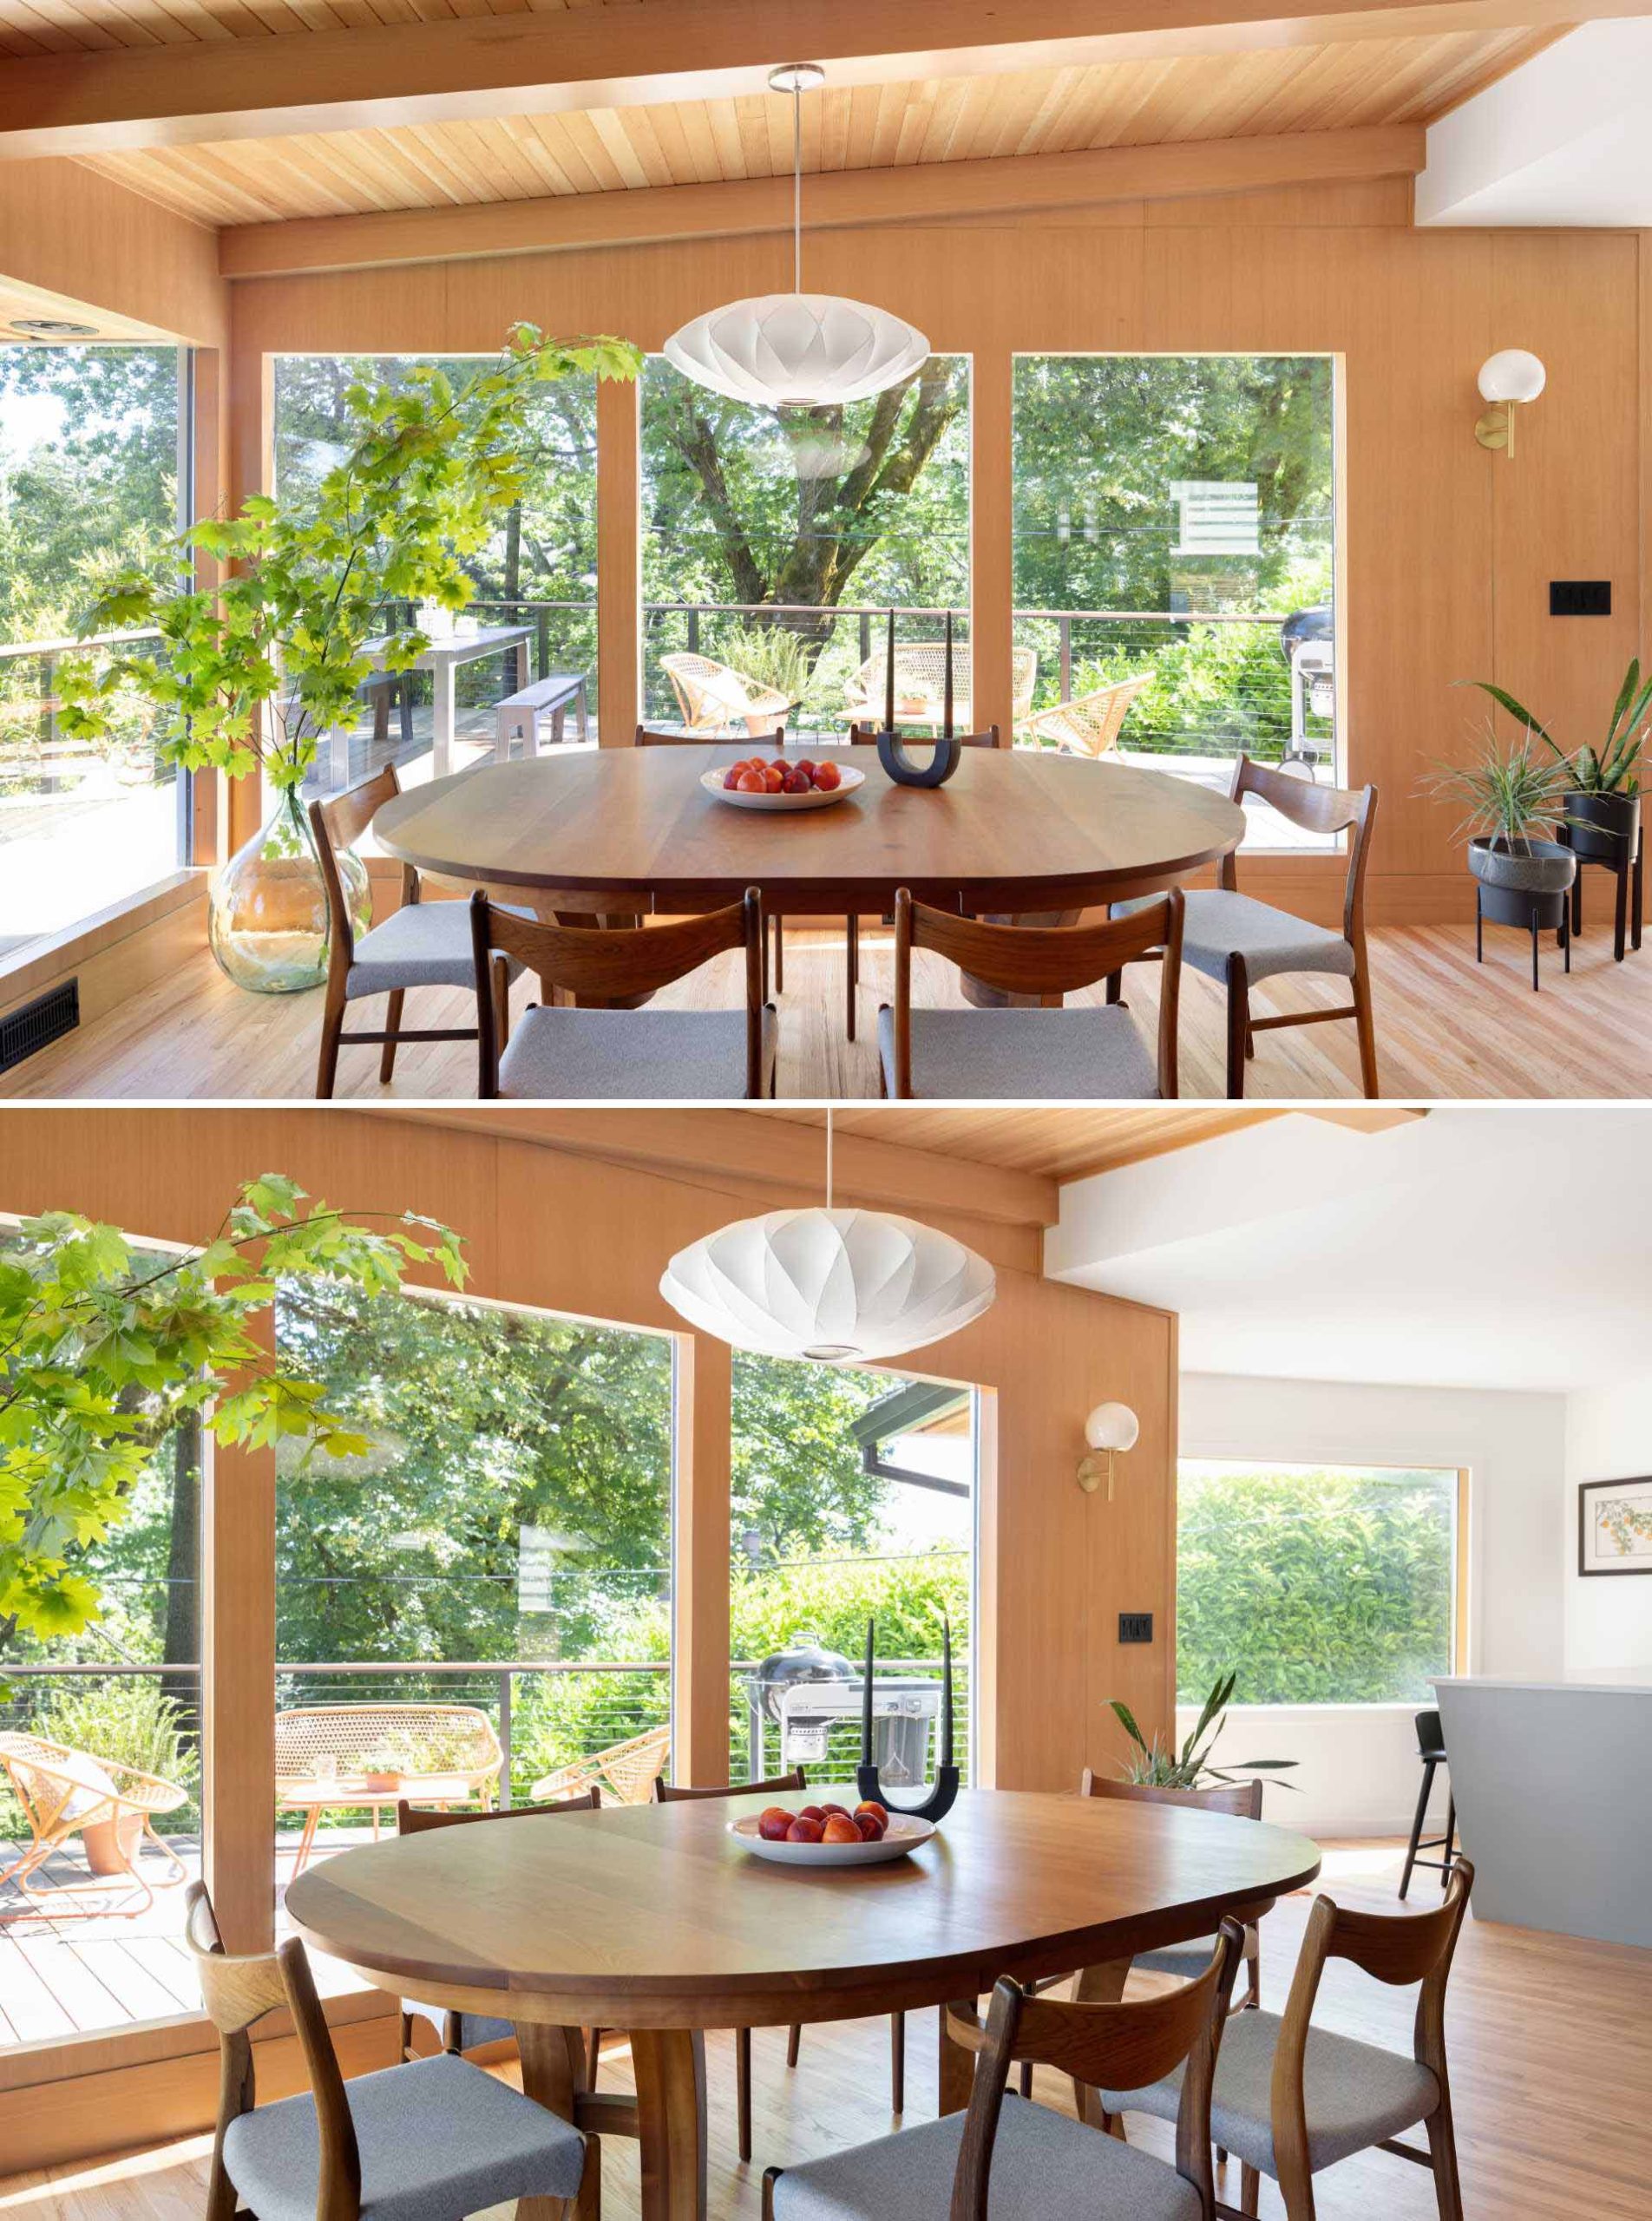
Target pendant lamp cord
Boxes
[792,81,803,295]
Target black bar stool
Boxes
[1400,1706,1457,1898]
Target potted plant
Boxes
[1107,1674,1297,1792]
[1425,724,1577,902]
[58,327,641,994]
[1464,662,1648,868]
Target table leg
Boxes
[434,663,456,778]
[328,722,351,796]
[516,639,530,691]
[632,2028,707,2221]
[516,2021,596,2221]
[938,1998,977,2115]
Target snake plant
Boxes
[1108,1673,1298,1792]
[1462,659,1650,796]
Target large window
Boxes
[0,345,191,959]
[1177,1458,1462,1707]
[273,355,599,794]
[0,1237,203,2047]
[730,1359,975,1791]
[1013,355,1337,836]
[641,354,970,740]
[272,1281,672,1948]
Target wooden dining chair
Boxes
[394,1789,602,2080]
[650,1771,908,2162]
[881,888,1184,1098]
[185,1879,599,2221]
[308,764,520,1098]
[1111,758,1380,1099]
[1104,1862,1475,2221]
[764,1925,1242,2221]
[469,888,776,1098]
[1079,1772,1266,2011]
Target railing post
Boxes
[687,606,700,655]
[499,1669,513,1809]
[536,608,549,682]
[860,613,871,665]
[1059,615,1072,704]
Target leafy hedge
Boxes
[1176,1464,1454,1707]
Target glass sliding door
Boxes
[640,354,971,741]
[1013,354,1338,842]
[0,345,192,960]
[272,356,599,798]
[729,1357,976,1793]
[271,1278,673,1982]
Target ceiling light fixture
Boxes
[9,317,99,339]
[662,63,931,409]
[659,1110,995,1364]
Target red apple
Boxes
[811,761,842,791]
[787,1816,824,1844]
[855,1799,888,1825]
[822,1815,862,1844]
[796,1805,827,1824]
[782,768,811,794]
[736,770,768,794]
[856,1813,886,1841]
[757,1806,794,1841]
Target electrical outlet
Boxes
[1118,1612,1154,1644]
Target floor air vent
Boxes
[0,978,80,1073]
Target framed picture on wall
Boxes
[1578,1476,1652,1576]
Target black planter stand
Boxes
[1476,878,1570,991]
[1557,803,1643,963]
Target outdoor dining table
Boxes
[370,742,1247,1004]
[285,1784,1320,2221]
[327,623,534,789]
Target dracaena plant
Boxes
[1108,1674,1298,1792]
[1422,722,1571,857]
[1462,660,1651,800]
[55,326,642,794]
[0,1174,465,1648]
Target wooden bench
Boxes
[495,672,591,761]
[274,1703,502,1874]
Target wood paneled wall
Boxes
[224,180,1642,927]
[0,160,226,348]
[0,1106,1176,2157]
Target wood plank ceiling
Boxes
[0,0,1557,229]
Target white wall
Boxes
[1564,1383,1652,1674]
[1177,1373,1567,1838]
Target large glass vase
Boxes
[208,784,370,995]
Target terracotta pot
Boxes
[82,1811,144,1877]
[362,1772,400,1794]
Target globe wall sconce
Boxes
[1475,351,1545,458]
[1078,1402,1140,1500]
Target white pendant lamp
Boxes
[663,64,931,409]
[659,1113,995,1364]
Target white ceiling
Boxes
[1046,1107,1652,1394]
[1418,23,1652,227]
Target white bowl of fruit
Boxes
[726,1797,934,1867]
[702,756,864,809]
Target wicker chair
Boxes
[0,1729,189,1918]
[274,1704,502,1876]
[529,1723,671,1807]
[1022,675,1149,757]
[842,645,1037,731]
[659,652,792,738]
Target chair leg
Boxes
[736,2027,752,2165]
[377,989,406,1084]
[771,915,784,994]
[1226,958,1250,1100]
[491,954,512,1052]
[1426,2092,1465,2221]
[845,913,859,1040]
[1352,955,1380,1097]
[1239,2162,1263,2218]
[1400,1757,1434,1899]
[1018,2060,1033,2099]
[316,986,347,1099]
[1105,968,1123,1006]
[786,2022,802,2069]
[572,2112,600,2221]
[1441,1792,1457,1884]
[889,2010,905,2113]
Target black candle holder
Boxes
[875,731,963,788]
[856,1613,960,1824]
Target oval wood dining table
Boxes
[285,1786,1320,2221]
[372,744,1247,921]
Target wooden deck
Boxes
[0,1830,377,2046]
[3,1838,1649,2220]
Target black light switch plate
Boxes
[1550,580,1612,617]
[1118,1612,1154,1644]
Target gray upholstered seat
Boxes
[1133,1934,1222,1979]
[220,2049,586,2221]
[771,2091,1200,2221]
[346,899,528,1000]
[1103,2007,1439,2179]
[403,1997,515,2052]
[496,1003,777,1099]
[1114,888,1355,988]
[875,1004,1160,1100]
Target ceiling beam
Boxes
[219,123,1426,279]
[0,0,1633,160]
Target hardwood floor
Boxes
[7,911,1652,1102]
[3,1842,1648,2219]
